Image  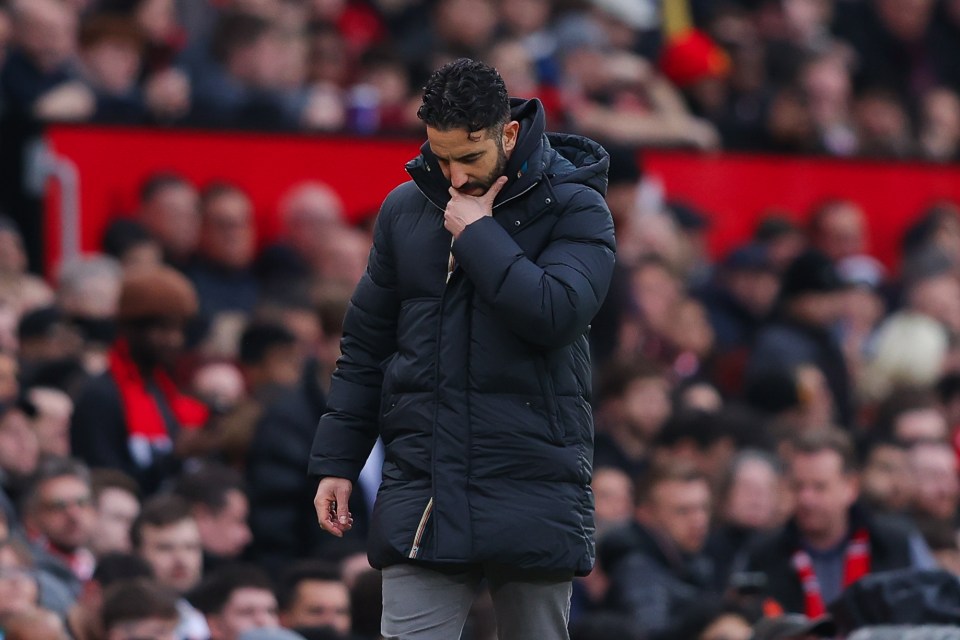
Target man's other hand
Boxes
[314,477,354,537]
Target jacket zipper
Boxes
[409,497,434,559]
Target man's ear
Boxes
[502,120,520,155]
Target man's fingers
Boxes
[483,176,508,203]
[334,484,353,528]
[315,493,340,536]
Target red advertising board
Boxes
[43,125,960,275]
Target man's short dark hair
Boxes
[91,468,141,503]
[139,172,189,203]
[101,578,180,632]
[792,428,859,474]
[239,323,297,366]
[200,181,246,212]
[417,58,510,133]
[211,12,272,65]
[189,563,275,615]
[173,463,246,513]
[655,409,728,451]
[21,457,92,515]
[277,560,343,611]
[130,494,194,549]
[93,553,155,587]
[873,387,942,443]
[635,462,707,506]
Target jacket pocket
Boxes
[408,497,434,559]
[535,358,564,444]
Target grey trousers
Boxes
[381,563,574,640]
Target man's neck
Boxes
[801,519,850,552]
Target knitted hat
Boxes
[117,266,198,322]
[660,29,731,89]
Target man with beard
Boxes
[310,58,615,639]
[22,458,97,601]
[71,266,208,495]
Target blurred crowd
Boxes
[1,1,960,640]
[2,0,960,158]
[0,137,957,639]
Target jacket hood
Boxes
[406,98,609,209]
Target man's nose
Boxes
[449,165,468,189]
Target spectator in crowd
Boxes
[858,436,914,515]
[276,560,351,636]
[591,466,634,538]
[100,577,181,640]
[600,462,717,638]
[873,387,950,445]
[808,199,868,266]
[188,181,260,319]
[747,249,851,425]
[0,217,54,315]
[199,322,298,466]
[55,255,123,371]
[246,289,370,572]
[0,537,40,620]
[131,494,207,639]
[101,219,164,273]
[17,307,85,390]
[173,463,253,571]
[908,440,960,525]
[919,87,960,162]
[89,469,141,558]
[136,172,201,269]
[77,15,149,123]
[653,409,739,486]
[0,402,40,515]
[739,428,936,617]
[1,606,70,640]
[27,386,73,460]
[20,458,97,599]
[71,266,207,495]
[0,0,88,122]
[257,181,345,285]
[184,11,298,129]
[595,359,673,478]
[900,249,960,339]
[65,553,154,640]
[701,243,780,353]
[191,563,280,640]
[708,449,786,587]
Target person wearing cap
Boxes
[700,243,780,353]
[70,266,208,495]
[745,248,852,426]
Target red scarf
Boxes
[108,340,207,449]
[792,528,871,618]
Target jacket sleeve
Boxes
[453,186,616,349]
[307,197,400,482]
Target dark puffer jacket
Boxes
[308,98,616,575]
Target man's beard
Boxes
[459,142,509,196]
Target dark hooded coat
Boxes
[308,98,616,575]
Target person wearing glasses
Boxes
[21,458,97,601]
